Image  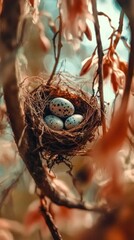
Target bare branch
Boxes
[97,12,115,31]
[40,198,63,240]
[91,0,106,134]
[113,10,124,50]
[46,13,62,86]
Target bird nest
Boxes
[23,73,101,168]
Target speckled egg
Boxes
[49,97,75,118]
[44,115,63,130]
[65,114,84,130]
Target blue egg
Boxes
[44,115,63,130]
[65,114,84,130]
[49,97,75,118]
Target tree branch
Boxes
[113,10,124,50]
[91,0,106,134]
[40,198,63,240]
[46,12,62,86]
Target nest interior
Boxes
[24,74,101,164]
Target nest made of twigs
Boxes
[23,73,101,163]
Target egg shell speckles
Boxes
[49,97,75,118]
[44,115,64,130]
[65,114,84,130]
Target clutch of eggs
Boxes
[49,97,75,118]
[44,97,84,130]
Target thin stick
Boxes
[91,0,106,134]
[46,13,62,86]
[40,198,63,240]
[97,12,115,31]
[113,10,124,50]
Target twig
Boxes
[113,10,124,50]
[108,10,124,51]
[91,0,106,134]
[46,13,62,86]
[97,11,115,31]
[40,198,63,240]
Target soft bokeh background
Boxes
[0,0,133,239]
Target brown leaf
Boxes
[103,63,110,79]
[111,72,118,92]
[84,24,92,41]
[80,57,93,76]
[119,61,128,76]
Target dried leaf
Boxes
[59,0,92,40]
[84,24,92,41]
[111,72,118,92]
[119,61,128,76]
[103,63,110,79]
[111,69,125,92]
[80,57,93,76]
